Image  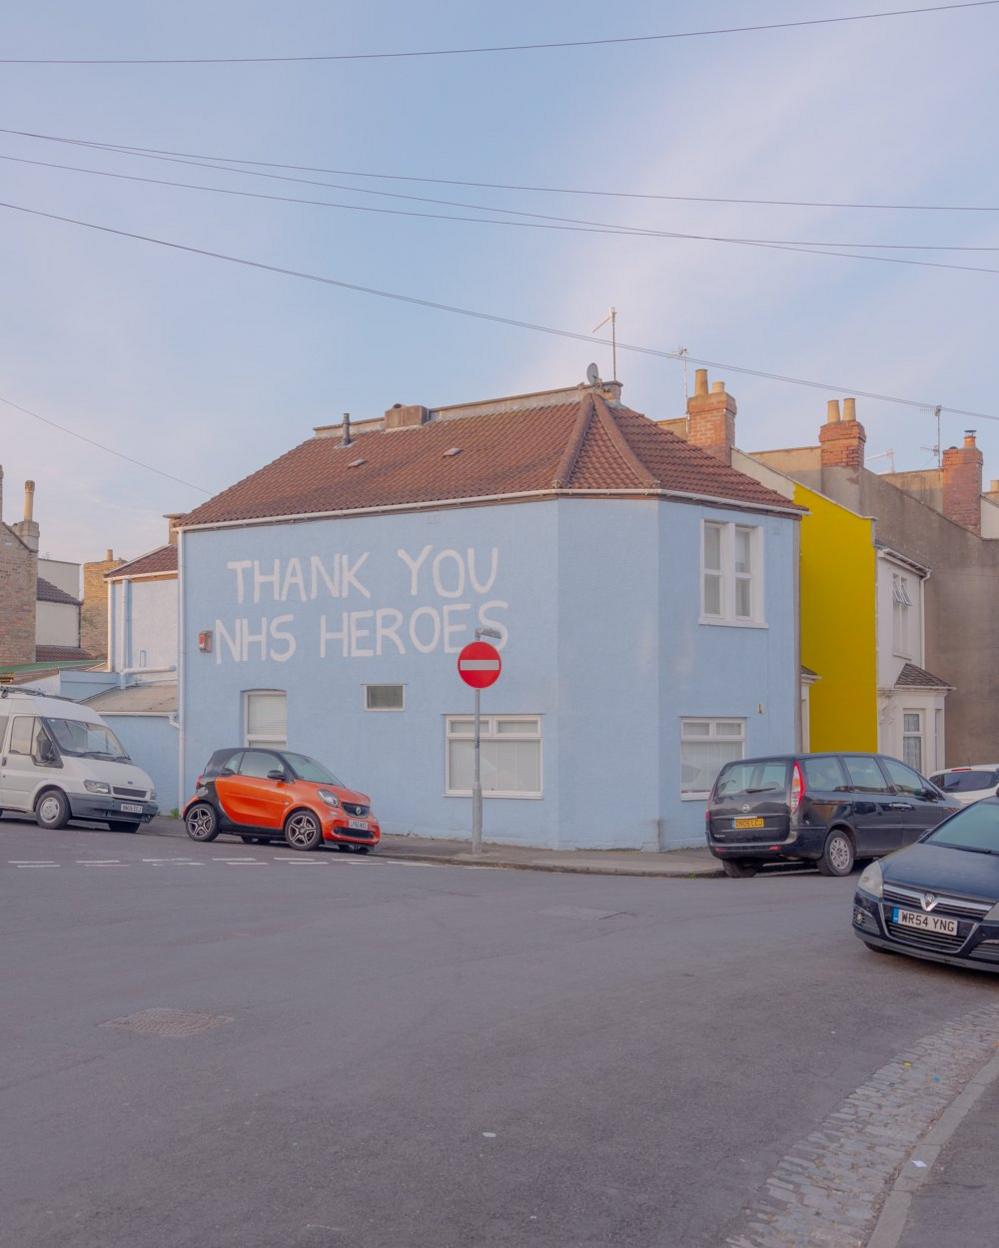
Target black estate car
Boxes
[854,798,999,972]
[706,752,959,878]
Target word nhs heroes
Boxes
[214,546,507,664]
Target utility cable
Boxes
[0,392,211,492]
[6,124,999,215]
[9,149,999,255]
[0,2,993,64]
[1,195,996,423]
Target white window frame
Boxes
[363,684,406,712]
[902,708,925,774]
[681,717,746,799]
[700,521,765,627]
[444,714,543,800]
[243,689,287,749]
[892,572,914,659]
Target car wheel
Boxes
[721,859,758,878]
[817,829,855,877]
[185,802,219,842]
[116,822,141,834]
[285,811,322,852]
[35,789,69,830]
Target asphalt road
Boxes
[2,814,997,1248]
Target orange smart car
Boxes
[183,747,380,852]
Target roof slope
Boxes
[895,662,953,690]
[36,576,79,605]
[34,645,95,663]
[107,545,178,579]
[85,683,178,714]
[179,393,800,529]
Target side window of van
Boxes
[8,716,35,756]
[0,714,8,751]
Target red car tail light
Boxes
[789,762,806,814]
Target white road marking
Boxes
[76,860,122,864]
[15,862,59,868]
[9,860,58,864]
[212,857,259,862]
[221,860,266,865]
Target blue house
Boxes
[171,373,803,850]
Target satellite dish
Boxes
[586,362,601,386]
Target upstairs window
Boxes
[892,573,914,658]
[701,522,764,625]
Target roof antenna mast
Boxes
[592,307,617,382]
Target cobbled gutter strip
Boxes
[725,1003,999,1248]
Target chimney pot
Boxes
[710,380,726,394]
[826,399,842,424]
[342,412,352,448]
[843,397,857,422]
[106,549,113,561]
[964,429,977,448]
[23,479,35,522]
[693,368,709,397]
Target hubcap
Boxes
[189,808,213,838]
[288,815,316,847]
[830,836,851,871]
[39,796,60,822]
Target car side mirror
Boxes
[267,768,287,782]
[219,767,235,777]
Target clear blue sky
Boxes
[2,0,999,561]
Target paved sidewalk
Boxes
[144,816,722,876]
[897,1073,999,1247]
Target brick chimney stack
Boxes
[11,479,40,552]
[81,549,125,661]
[942,430,983,535]
[686,369,736,465]
[819,396,866,471]
[164,513,184,546]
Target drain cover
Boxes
[101,1008,233,1037]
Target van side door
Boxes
[840,754,901,855]
[1,716,45,812]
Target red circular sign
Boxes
[457,640,502,689]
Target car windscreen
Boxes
[43,717,130,761]
[931,770,999,793]
[284,752,343,786]
[926,801,999,853]
[714,759,789,798]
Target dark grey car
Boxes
[706,752,959,878]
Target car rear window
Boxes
[932,770,999,793]
[714,759,789,797]
[802,756,847,790]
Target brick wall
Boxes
[81,552,124,660]
[942,435,983,536]
[0,524,37,665]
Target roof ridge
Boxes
[590,395,660,489]
[552,394,594,488]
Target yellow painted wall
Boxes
[795,484,878,752]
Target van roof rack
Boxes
[0,687,75,703]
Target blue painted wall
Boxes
[179,497,799,849]
[103,714,180,812]
[110,578,178,671]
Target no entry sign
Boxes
[457,640,502,689]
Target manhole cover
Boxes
[100,1008,233,1038]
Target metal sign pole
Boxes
[472,685,482,855]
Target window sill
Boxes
[699,616,768,630]
[445,791,543,801]
[681,792,709,802]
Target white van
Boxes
[0,690,158,832]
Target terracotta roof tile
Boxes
[36,576,79,605]
[179,394,801,529]
[107,545,178,579]
[35,645,96,663]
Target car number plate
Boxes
[119,802,143,814]
[348,819,369,831]
[733,816,765,830]
[892,907,958,936]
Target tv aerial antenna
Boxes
[591,307,617,382]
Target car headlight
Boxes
[84,780,111,795]
[149,789,157,801]
[317,789,340,809]
[857,861,884,899]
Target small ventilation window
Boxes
[443,447,462,458]
[348,457,366,468]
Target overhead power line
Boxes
[0,2,994,64]
[8,148,999,255]
[0,392,210,493]
[1,195,996,424]
[6,124,999,215]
